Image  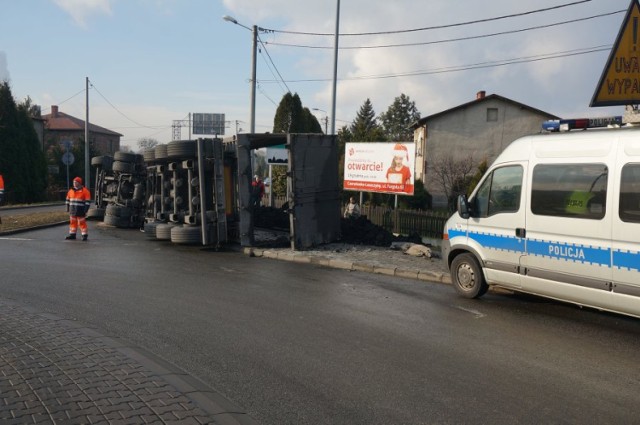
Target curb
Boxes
[245,247,452,285]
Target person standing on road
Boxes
[65,176,91,241]
[344,196,361,218]
[251,175,265,208]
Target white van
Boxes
[442,126,640,318]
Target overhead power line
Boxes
[258,35,291,93]
[265,10,624,50]
[262,0,593,36]
[258,44,611,83]
[90,82,164,130]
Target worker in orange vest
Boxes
[0,173,4,204]
[65,176,91,241]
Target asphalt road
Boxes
[1,223,640,424]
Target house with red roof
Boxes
[42,105,122,156]
[411,91,559,208]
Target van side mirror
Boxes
[457,195,470,219]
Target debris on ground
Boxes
[254,206,426,250]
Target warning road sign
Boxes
[591,0,640,107]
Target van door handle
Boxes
[515,228,526,238]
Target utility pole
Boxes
[85,77,90,189]
[330,0,340,135]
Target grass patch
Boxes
[0,211,69,233]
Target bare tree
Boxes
[430,153,475,208]
[137,137,159,152]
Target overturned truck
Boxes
[90,133,341,250]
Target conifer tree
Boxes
[379,93,421,142]
[349,98,386,142]
[0,81,48,203]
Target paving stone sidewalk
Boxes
[0,299,258,425]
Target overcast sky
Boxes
[0,0,631,149]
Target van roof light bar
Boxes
[542,116,622,132]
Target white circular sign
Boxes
[62,152,75,165]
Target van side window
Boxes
[473,165,523,217]
[620,163,640,223]
[531,163,607,219]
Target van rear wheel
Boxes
[451,253,488,298]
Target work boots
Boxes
[65,234,76,240]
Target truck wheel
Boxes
[155,223,177,240]
[171,225,202,244]
[167,140,196,158]
[113,161,134,174]
[114,151,136,163]
[86,207,105,220]
[451,253,488,298]
[143,221,160,238]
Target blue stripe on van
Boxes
[448,228,639,270]
[613,250,640,271]
[470,232,525,253]
[527,238,610,267]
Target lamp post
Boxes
[223,15,257,134]
[312,108,328,134]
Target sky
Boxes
[0,0,632,150]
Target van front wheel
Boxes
[451,253,488,298]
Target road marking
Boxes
[0,237,34,241]
[455,306,486,318]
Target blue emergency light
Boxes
[542,116,622,132]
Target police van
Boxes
[442,120,640,318]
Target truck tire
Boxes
[86,207,105,220]
[155,223,177,240]
[167,140,196,158]
[143,148,156,163]
[143,221,160,238]
[113,161,134,174]
[450,253,488,298]
[154,144,168,160]
[171,225,202,244]
[91,155,113,172]
[114,151,136,163]
[105,204,130,217]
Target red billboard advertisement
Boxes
[343,142,415,195]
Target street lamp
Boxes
[312,108,329,134]
[223,15,257,134]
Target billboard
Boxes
[192,113,225,135]
[343,142,415,195]
[266,145,288,164]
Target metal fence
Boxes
[361,205,448,239]
[270,196,448,240]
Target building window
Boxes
[487,108,498,122]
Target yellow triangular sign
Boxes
[591,0,640,107]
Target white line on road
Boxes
[454,306,486,318]
[0,237,34,241]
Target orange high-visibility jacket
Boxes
[66,186,91,217]
[0,174,4,195]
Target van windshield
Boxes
[473,165,523,217]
